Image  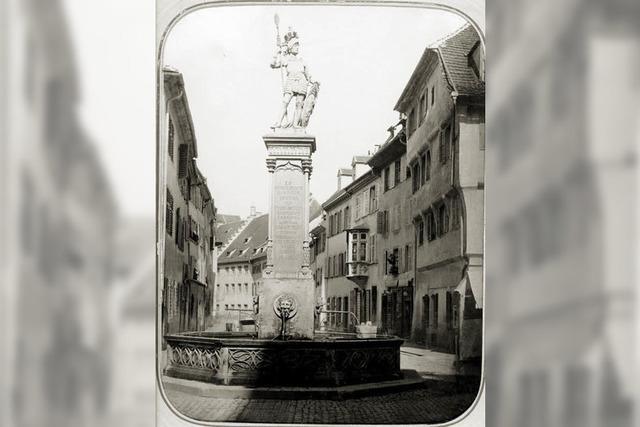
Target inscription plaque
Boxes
[272,168,304,273]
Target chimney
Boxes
[249,205,256,217]
[336,168,354,190]
[351,155,372,180]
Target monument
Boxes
[258,17,319,339]
[162,16,408,393]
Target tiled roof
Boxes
[394,24,484,112]
[352,155,372,164]
[217,214,242,224]
[438,25,485,97]
[219,214,269,264]
[216,220,245,247]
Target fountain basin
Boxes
[163,332,403,387]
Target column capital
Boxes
[266,158,277,173]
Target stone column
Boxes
[258,132,316,339]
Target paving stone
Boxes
[164,383,478,424]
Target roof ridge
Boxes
[429,23,471,48]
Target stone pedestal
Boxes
[258,132,316,339]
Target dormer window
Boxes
[467,41,484,81]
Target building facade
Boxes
[394,24,484,368]
[162,68,217,335]
[368,128,416,339]
[213,213,268,331]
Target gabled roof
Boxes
[216,220,245,247]
[163,68,199,158]
[438,25,485,98]
[217,214,242,224]
[395,24,484,112]
[219,214,269,265]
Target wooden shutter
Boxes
[166,190,174,236]
[178,144,188,178]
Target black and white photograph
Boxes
[4,0,640,426]
[157,3,485,424]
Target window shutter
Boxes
[166,190,174,236]
[377,211,384,232]
[178,144,188,178]
[168,118,175,160]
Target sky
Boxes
[65,2,465,218]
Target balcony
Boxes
[346,227,369,286]
[346,261,369,286]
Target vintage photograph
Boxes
[157,4,484,424]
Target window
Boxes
[245,283,249,293]
[424,89,429,115]
[420,93,426,124]
[418,220,425,246]
[437,203,449,237]
[432,293,439,327]
[343,252,348,274]
[384,166,390,191]
[423,295,430,328]
[344,206,350,229]
[412,162,421,193]
[409,107,417,135]
[440,125,451,164]
[178,144,188,178]
[450,195,461,230]
[404,244,411,272]
[225,304,229,310]
[446,292,453,328]
[426,210,436,241]
[394,160,401,185]
[166,190,174,236]
[425,151,431,181]
[369,235,377,263]
[369,186,377,212]
[377,210,388,235]
[355,195,361,219]
[168,118,175,161]
[337,211,342,233]
[338,253,344,276]
[350,232,368,263]
[431,87,435,106]
[175,208,185,251]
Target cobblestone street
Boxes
[165,382,478,424]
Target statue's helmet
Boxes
[284,28,299,51]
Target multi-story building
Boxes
[367,126,415,339]
[312,156,382,331]
[162,68,217,335]
[394,24,484,369]
[214,213,268,331]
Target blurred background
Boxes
[0,0,638,427]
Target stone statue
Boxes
[270,16,319,130]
